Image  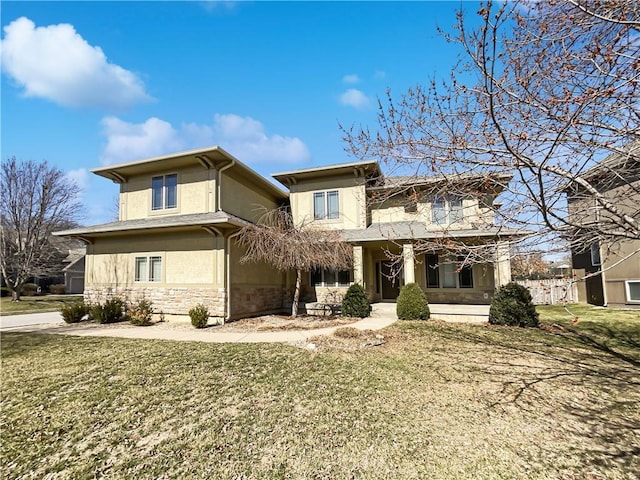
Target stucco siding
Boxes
[221,173,281,223]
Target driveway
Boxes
[0,311,64,330]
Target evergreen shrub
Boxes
[396,283,430,320]
[60,301,89,323]
[489,282,539,327]
[189,304,210,328]
[341,283,371,318]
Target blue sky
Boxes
[1,1,480,225]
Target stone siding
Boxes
[230,285,287,319]
[84,286,226,318]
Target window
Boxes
[458,256,473,288]
[426,254,439,288]
[313,191,339,220]
[135,256,162,282]
[311,268,351,286]
[152,174,177,210]
[625,280,640,303]
[425,254,473,288]
[590,243,601,266]
[431,196,463,224]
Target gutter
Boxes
[225,230,242,321]
[217,160,235,211]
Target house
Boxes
[62,248,86,294]
[568,143,640,307]
[55,146,523,320]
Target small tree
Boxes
[237,207,353,318]
[396,283,430,320]
[1,157,81,301]
[341,283,371,318]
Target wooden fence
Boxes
[514,279,578,305]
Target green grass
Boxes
[0,295,83,316]
[1,305,638,479]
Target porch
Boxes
[372,301,489,323]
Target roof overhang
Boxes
[272,160,381,188]
[53,211,251,242]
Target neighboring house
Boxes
[569,143,640,307]
[55,146,522,320]
[62,248,86,294]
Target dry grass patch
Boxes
[220,314,358,332]
[1,305,638,479]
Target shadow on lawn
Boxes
[434,323,640,473]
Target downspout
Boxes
[217,160,235,211]
[226,230,242,321]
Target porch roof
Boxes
[342,222,527,242]
[53,211,250,239]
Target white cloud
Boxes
[374,70,386,80]
[65,168,90,192]
[342,74,360,84]
[100,117,182,165]
[100,114,310,165]
[339,88,371,109]
[0,17,151,109]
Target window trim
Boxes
[134,255,162,283]
[152,174,178,211]
[313,190,339,220]
[625,280,640,303]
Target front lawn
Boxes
[0,295,83,316]
[1,305,638,479]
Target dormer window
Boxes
[432,195,463,224]
[313,190,339,220]
[152,174,177,210]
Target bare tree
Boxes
[343,0,639,265]
[237,207,353,318]
[1,157,82,301]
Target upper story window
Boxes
[152,174,177,210]
[432,196,463,225]
[314,190,339,220]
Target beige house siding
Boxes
[289,176,367,229]
[370,198,490,229]
[221,173,281,223]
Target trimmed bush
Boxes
[129,298,154,326]
[91,297,126,324]
[489,282,539,327]
[396,283,430,320]
[48,284,66,295]
[189,304,210,329]
[341,283,371,318]
[20,283,39,296]
[60,301,89,323]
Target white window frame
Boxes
[431,195,463,225]
[313,190,339,220]
[625,280,640,303]
[152,174,178,211]
[135,256,162,283]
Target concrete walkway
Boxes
[0,303,490,344]
[0,304,397,344]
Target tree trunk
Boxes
[11,288,21,302]
[291,269,302,319]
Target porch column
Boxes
[402,243,415,284]
[493,241,511,288]
[353,245,364,284]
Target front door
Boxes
[381,261,403,300]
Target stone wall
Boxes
[229,285,287,319]
[84,286,226,318]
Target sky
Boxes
[1,1,481,225]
